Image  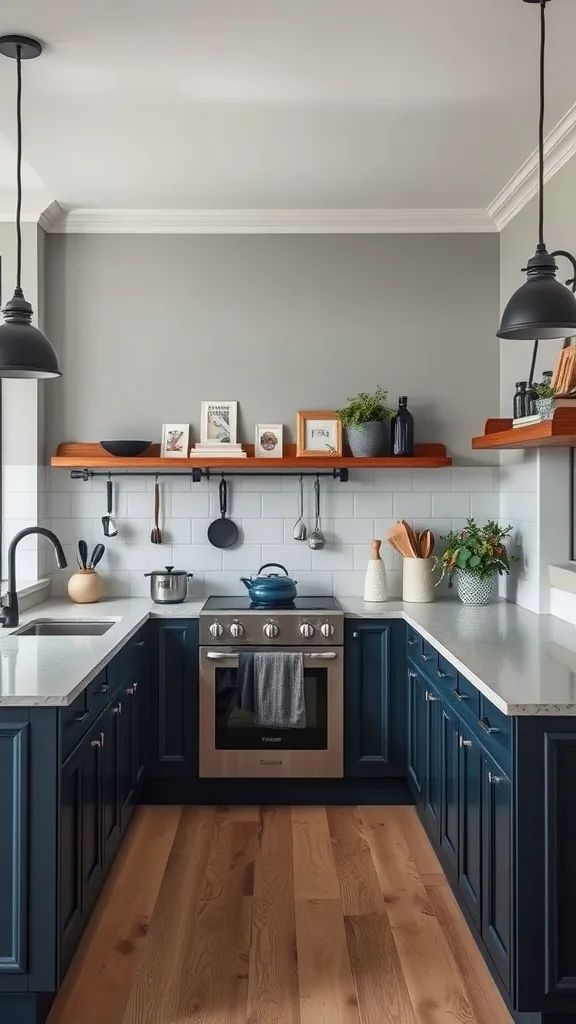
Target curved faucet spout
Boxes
[0,527,68,628]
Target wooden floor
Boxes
[48,805,512,1024]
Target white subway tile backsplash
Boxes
[470,492,500,520]
[432,492,470,519]
[222,545,262,570]
[4,465,39,492]
[127,492,155,519]
[144,474,192,492]
[3,491,38,520]
[292,571,333,595]
[50,468,93,492]
[318,492,354,519]
[354,493,394,518]
[500,492,537,523]
[413,468,452,491]
[162,519,193,545]
[450,467,495,492]
[171,544,223,571]
[50,517,96,546]
[128,571,152,597]
[72,490,127,520]
[261,492,298,518]
[170,492,211,518]
[261,544,312,571]
[191,519,216,544]
[241,519,284,544]
[333,518,375,544]
[117,545,172,572]
[331,570,367,596]
[48,491,71,519]
[393,492,431,519]
[212,491,262,519]
[311,546,354,571]
[373,469,413,491]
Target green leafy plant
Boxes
[336,387,393,429]
[435,518,517,584]
[532,381,556,399]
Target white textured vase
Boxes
[456,570,495,606]
[364,540,388,601]
[402,558,435,603]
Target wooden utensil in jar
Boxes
[400,520,420,558]
[387,522,416,559]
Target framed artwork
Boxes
[200,401,238,445]
[255,424,283,458]
[161,423,190,458]
[296,411,342,457]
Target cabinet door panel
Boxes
[439,704,459,880]
[481,753,512,991]
[345,622,396,776]
[151,622,198,777]
[407,667,427,801]
[102,702,121,870]
[424,687,442,840]
[458,724,481,929]
[81,727,104,916]
[0,720,28,974]
[59,747,83,976]
[119,686,138,832]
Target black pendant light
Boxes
[497,0,576,377]
[0,35,60,379]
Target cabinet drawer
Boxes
[406,626,422,657]
[86,670,111,718]
[108,628,148,693]
[477,695,512,766]
[420,640,439,673]
[441,666,480,724]
[60,689,92,762]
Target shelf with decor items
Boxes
[50,441,453,476]
[472,408,576,450]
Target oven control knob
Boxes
[209,621,224,638]
[263,621,279,638]
[320,622,335,638]
[229,621,245,638]
[299,622,315,639]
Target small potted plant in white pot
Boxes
[531,380,556,420]
[435,518,517,605]
[336,386,393,457]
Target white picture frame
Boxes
[200,401,238,445]
[161,423,190,458]
[255,423,283,458]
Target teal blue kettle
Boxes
[240,563,297,606]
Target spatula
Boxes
[387,522,415,559]
[400,520,420,558]
[418,530,435,558]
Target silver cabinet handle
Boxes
[205,650,338,660]
[479,717,500,735]
[72,710,90,723]
[408,638,416,646]
[488,772,502,785]
[126,681,139,695]
[134,640,146,647]
[422,654,433,662]
[91,738,101,748]
[425,690,439,702]
[408,670,416,680]
[437,670,448,679]
[96,682,109,695]
[459,735,472,748]
[111,701,122,715]
[353,631,359,638]
[453,688,470,702]
[100,731,105,749]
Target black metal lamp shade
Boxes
[497,246,576,341]
[0,288,60,378]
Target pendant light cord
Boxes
[538,0,546,248]
[15,45,23,291]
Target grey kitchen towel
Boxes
[238,652,306,729]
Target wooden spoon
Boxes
[400,520,420,558]
[387,522,415,559]
[419,529,435,558]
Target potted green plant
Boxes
[336,386,393,457]
[435,518,517,605]
[531,380,556,419]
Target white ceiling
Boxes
[0,0,575,214]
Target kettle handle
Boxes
[258,562,289,577]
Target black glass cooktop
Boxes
[202,596,341,612]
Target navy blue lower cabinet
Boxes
[150,620,199,778]
[480,750,512,992]
[345,620,405,777]
[458,721,482,930]
[407,665,427,799]
[0,714,29,976]
[423,683,442,839]
[101,699,122,871]
[439,701,459,880]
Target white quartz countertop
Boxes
[2,595,576,716]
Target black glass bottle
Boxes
[513,381,529,419]
[391,396,414,457]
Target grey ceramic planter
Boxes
[346,420,389,457]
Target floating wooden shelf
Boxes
[472,408,576,450]
[51,442,452,470]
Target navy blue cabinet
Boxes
[0,715,28,976]
[101,700,122,871]
[439,701,459,880]
[345,620,405,777]
[150,621,198,778]
[481,750,512,991]
[407,665,427,796]
[458,721,482,928]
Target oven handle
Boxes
[205,651,339,660]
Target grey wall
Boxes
[44,233,500,463]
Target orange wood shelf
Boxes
[472,408,576,450]
[51,442,452,470]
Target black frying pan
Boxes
[207,478,239,548]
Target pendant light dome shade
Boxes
[497,245,576,341]
[0,288,60,378]
[0,34,61,379]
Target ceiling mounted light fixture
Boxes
[0,34,60,378]
[497,0,576,383]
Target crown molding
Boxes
[38,200,65,233]
[488,101,576,231]
[44,206,496,234]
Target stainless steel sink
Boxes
[13,619,115,637]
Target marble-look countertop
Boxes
[1,596,576,716]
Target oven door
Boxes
[199,647,343,778]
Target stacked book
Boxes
[191,443,247,459]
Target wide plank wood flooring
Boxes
[48,805,512,1024]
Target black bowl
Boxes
[100,440,152,457]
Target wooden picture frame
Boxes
[296,411,342,457]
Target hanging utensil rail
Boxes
[70,467,350,483]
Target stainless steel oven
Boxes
[199,646,343,778]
